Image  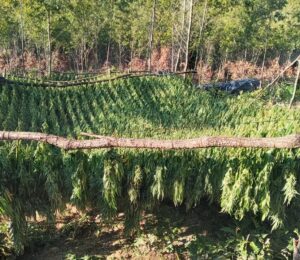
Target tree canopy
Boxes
[0,0,299,72]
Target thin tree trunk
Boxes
[260,43,267,84]
[183,0,193,74]
[218,50,228,81]
[289,60,300,108]
[84,44,89,71]
[106,0,115,66]
[94,39,99,70]
[106,40,111,65]
[148,0,157,72]
[0,131,299,150]
[171,23,175,72]
[250,48,255,63]
[19,0,25,74]
[174,0,187,72]
[244,49,247,61]
[242,48,248,76]
[81,44,84,73]
[36,44,41,75]
[47,9,52,77]
[194,0,207,70]
[198,49,204,82]
[129,40,134,71]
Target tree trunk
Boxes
[0,131,300,150]
[19,0,25,74]
[36,44,41,75]
[106,0,115,66]
[183,0,193,74]
[194,0,208,71]
[106,40,111,65]
[118,39,122,69]
[174,0,187,72]
[260,43,267,84]
[171,23,174,72]
[289,60,300,108]
[148,0,157,72]
[47,9,52,77]
[94,41,99,70]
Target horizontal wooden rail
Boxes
[0,131,299,150]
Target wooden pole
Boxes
[0,131,299,150]
[289,60,300,108]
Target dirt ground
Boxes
[17,203,229,260]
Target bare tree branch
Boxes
[0,131,300,150]
[265,55,300,89]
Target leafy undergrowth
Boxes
[0,202,295,259]
[265,82,300,104]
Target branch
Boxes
[265,55,300,89]
[289,59,300,108]
[0,131,300,150]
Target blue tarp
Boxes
[201,78,260,94]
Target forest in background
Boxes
[0,0,299,80]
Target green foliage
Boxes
[102,150,124,214]
[188,227,273,259]
[188,217,298,259]
[0,0,298,70]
